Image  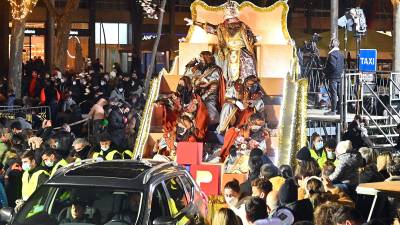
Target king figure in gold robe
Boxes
[185,1,257,85]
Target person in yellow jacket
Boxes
[310,133,328,168]
[21,151,49,200]
[42,148,69,177]
[90,132,122,160]
[122,149,134,159]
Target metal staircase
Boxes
[344,72,400,150]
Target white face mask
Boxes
[225,197,238,207]
[327,151,335,159]
[73,81,77,85]
[118,88,124,92]
[251,125,262,132]
[44,160,54,167]
[101,146,109,151]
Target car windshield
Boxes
[13,185,143,225]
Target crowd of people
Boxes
[0,2,397,224]
[212,131,400,225]
[0,58,147,209]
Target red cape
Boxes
[220,127,240,162]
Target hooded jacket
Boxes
[329,152,363,185]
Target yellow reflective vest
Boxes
[92,150,121,160]
[22,169,49,200]
[310,149,327,168]
[122,150,134,159]
[50,159,69,177]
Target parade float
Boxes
[133,0,308,196]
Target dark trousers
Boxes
[328,79,341,112]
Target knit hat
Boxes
[296,146,312,161]
[279,178,298,205]
[336,140,352,156]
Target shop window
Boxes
[95,23,127,45]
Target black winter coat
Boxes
[107,107,126,147]
[324,49,345,80]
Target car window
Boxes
[149,183,170,224]
[14,185,142,225]
[164,177,189,217]
[179,175,194,202]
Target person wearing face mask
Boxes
[28,70,44,98]
[156,76,208,141]
[91,132,122,160]
[107,104,129,149]
[21,150,49,200]
[218,112,270,163]
[68,138,91,162]
[224,179,245,208]
[61,91,77,113]
[70,78,84,103]
[343,115,370,151]
[224,179,250,224]
[217,76,264,135]
[40,79,61,123]
[110,84,125,102]
[191,51,222,127]
[324,138,338,166]
[99,78,110,96]
[238,76,265,126]
[41,148,68,177]
[175,116,197,142]
[310,133,328,168]
[122,74,133,93]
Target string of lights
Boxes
[138,0,159,19]
[8,0,39,21]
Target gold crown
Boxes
[224,1,240,20]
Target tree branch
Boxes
[41,0,62,17]
[63,0,80,17]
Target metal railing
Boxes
[0,106,51,122]
[343,72,399,148]
[304,70,398,149]
[306,120,340,144]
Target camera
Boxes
[303,33,321,56]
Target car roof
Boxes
[46,159,185,190]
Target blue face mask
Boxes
[315,141,324,150]
[327,151,335,159]
[22,163,31,172]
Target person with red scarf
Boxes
[28,71,43,98]
[156,76,208,141]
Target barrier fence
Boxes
[0,106,51,122]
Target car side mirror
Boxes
[0,207,13,223]
[152,216,175,225]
